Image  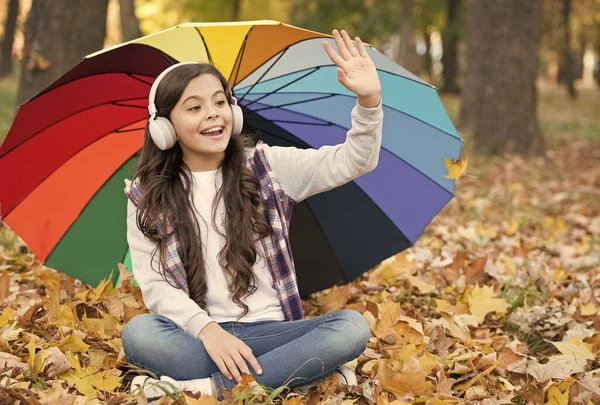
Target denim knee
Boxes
[333,309,371,358]
[122,314,164,359]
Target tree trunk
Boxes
[458,0,481,129]
[0,0,19,77]
[464,0,545,157]
[18,0,109,105]
[119,0,142,41]
[441,0,461,93]
[232,0,242,20]
[397,0,420,74]
[558,0,576,98]
[423,25,432,79]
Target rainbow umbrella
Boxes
[0,21,462,296]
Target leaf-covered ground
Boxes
[0,87,599,404]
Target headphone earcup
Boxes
[149,117,177,150]
[230,104,243,136]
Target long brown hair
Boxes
[132,63,270,320]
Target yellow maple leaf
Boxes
[185,393,225,404]
[66,351,81,371]
[580,302,598,316]
[444,158,468,179]
[52,304,77,328]
[551,337,595,361]
[58,331,90,354]
[60,367,99,398]
[89,367,122,393]
[368,254,414,286]
[0,306,15,328]
[440,312,478,342]
[81,309,120,337]
[26,336,37,368]
[33,346,72,377]
[467,284,510,323]
[377,356,431,396]
[90,271,117,301]
[544,386,569,405]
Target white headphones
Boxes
[147,62,244,150]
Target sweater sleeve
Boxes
[262,98,383,202]
[125,183,216,338]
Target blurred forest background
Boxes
[0,2,600,403]
[0,0,599,156]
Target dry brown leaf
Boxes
[467,284,510,323]
[33,381,77,405]
[184,393,224,404]
[0,271,11,300]
[33,346,72,377]
[0,351,28,374]
[377,356,430,396]
[316,285,352,313]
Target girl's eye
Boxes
[217,100,226,106]
[189,106,200,111]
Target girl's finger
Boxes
[233,353,251,376]
[215,357,233,380]
[224,357,243,382]
[241,348,263,375]
[323,41,346,68]
[355,36,369,58]
[341,30,359,57]
[332,29,352,60]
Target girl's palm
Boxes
[323,30,381,98]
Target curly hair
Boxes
[132,63,270,320]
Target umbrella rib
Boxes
[238,46,289,105]
[128,73,154,86]
[230,27,251,87]
[248,124,307,148]
[117,126,146,133]
[0,96,150,159]
[245,91,461,141]
[241,67,320,109]
[245,117,331,126]
[246,99,459,195]
[240,47,288,105]
[250,94,336,112]
[1,115,146,219]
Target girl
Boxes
[122,29,383,400]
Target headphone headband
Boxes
[148,62,201,119]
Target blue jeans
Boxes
[122,309,370,400]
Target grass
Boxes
[0,74,18,144]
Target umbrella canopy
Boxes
[0,20,462,296]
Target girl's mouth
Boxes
[200,126,224,138]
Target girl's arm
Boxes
[126,197,215,338]
[262,29,383,203]
[263,99,382,202]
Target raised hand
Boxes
[323,29,381,108]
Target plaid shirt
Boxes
[125,140,304,321]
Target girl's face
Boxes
[169,74,233,171]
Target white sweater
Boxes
[125,99,383,339]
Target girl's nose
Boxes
[205,106,219,119]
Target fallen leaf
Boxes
[551,337,595,361]
[467,284,510,323]
[444,158,468,179]
[0,351,28,374]
[580,302,598,316]
[58,331,90,354]
[544,386,569,405]
[377,356,430,396]
[33,346,72,377]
